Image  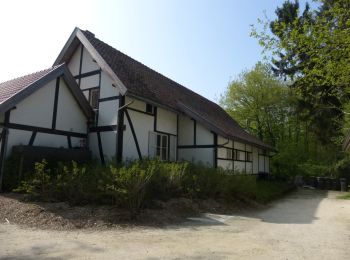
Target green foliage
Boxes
[220,62,291,146]
[252,0,350,143]
[13,160,294,212]
[337,192,350,200]
[14,160,53,199]
[331,153,350,179]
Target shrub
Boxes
[12,159,294,213]
[14,160,53,199]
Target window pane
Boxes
[90,89,99,109]
[169,136,177,161]
[162,147,167,160]
[162,135,167,148]
[157,135,161,147]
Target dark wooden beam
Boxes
[125,109,142,160]
[52,77,60,129]
[97,132,105,165]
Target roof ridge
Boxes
[81,30,220,106]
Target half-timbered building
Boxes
[0,28,273,183]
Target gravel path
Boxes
[1,189,350,259]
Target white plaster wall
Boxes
[234,161,245,173]
[246,162,253,174]
[252,147,259,174]
[98,100,119,126]
[234,141,245,151]
[122,115,135,161]
[68,45,81,76]
[71,137,85,148]
[100,131,116,161]
[88,132,100,160]
[10,80,55,128]
[259,155,265,172]
[126,97,146,111]
[6,129,32,154]
[196,122,213,145]
[246,144,252,152]
[81,47,100,73]
[123,109,154,159]
[56,78,87,134]
[81,75,100,90]
[217,147,228,158]
[156,107,177,135]
[178,115,194,145]
[178,148,213,166]
[218,159,233,170]
[122,113,154,160]
[100,71,119,99]
[33,133,68,148]
[265,157,270,173]
[82,90,89,100]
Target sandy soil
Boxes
[1,189,350,259]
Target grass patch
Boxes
[337,192,350,200]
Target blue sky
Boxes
[0,0,310,102]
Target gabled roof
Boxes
[55,28,273,150]
[0,64,94,118]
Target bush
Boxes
[12,159,294,213]
[331,154,350,179]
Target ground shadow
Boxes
[240,189,328,224]
[0,188,328,230]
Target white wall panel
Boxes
[100,71,119,98]
[178,148,213,166]
[88,133,100,160]
[68,45,81,76]
[56,78,87,134]
[234,161,245,173]
[80,75,100,90]
[10,80,55,128]
[178,115,194,145]
[98,100,119,126]
[126,97,146,111]
[252,147,259,174]
[124,109,154,159]
[218,159,233,170]
[265,157,270,173]
[259,155,265,172]
[81,47,100,73]
[100,131,116,162]
[196,122,213,145]
[234,141,245,150]
[156,107,177,135]
[246,162,253,174]
[6,129,32,154]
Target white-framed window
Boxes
[236,150,245,161]
[226,148,232,159]
[148,132,177,161]
[246,152,253,162]
[89,88,99,110]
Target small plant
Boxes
[14,159,52,199]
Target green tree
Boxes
[220,62,291,146]
[252,0,350,144]
[220,62,339,177]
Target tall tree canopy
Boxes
[220,63,291,147]
[252,0,350,144]
[220,62,338,177]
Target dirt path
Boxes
[1,189,350,259]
